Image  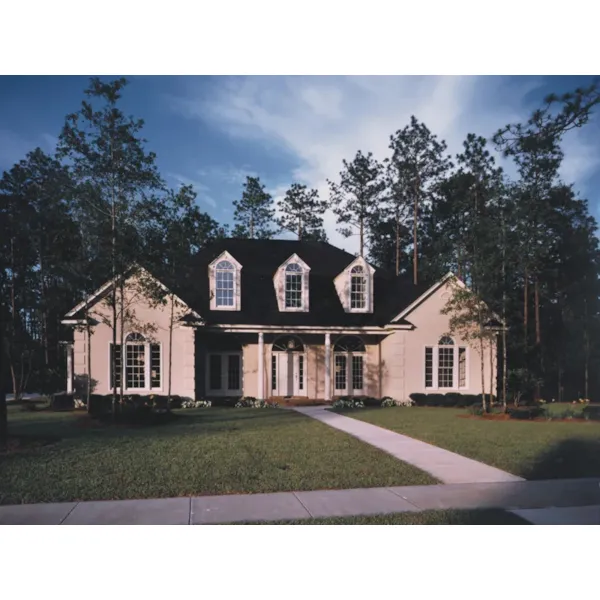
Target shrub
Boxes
[49,392,74,411]
[467,405,484,416]
[168,395,183,409]
[210,397,240,407]
[89,394,113,416]
[582,405,600,421]
[181,398,212,408]
[508,406,546,420]
[443,392,461,407]
[359,396,381,407]
[332,398,365,410]
[425,393,445,407]
[409,393,427,407]
[235,397,278,408]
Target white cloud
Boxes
[167,172,216,208]
[175,76,599,251]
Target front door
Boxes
[273,352,306,397]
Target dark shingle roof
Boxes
[175,239,427,327]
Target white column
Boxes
[66,344,73,394]
[325,333,331,401]
[258,332,265,400]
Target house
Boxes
[61,239,497,402]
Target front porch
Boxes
[195,330,387,401]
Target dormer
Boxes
[273,254,310,312]
[209,251,242,311]
[334,256,375,313]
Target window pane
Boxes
[285,273,302,308]
[272,355,277,392]
[209,354,222,390]
[350,275,366,309]
[438,347,454,388]
[151,344,161,389]
[228,354,240,390]
[111,344,122,389]
[216,270,234,307]
[425,347,433,388]
[459,347,466,388]
[126,344,145,389]
[352,355,363,390]
[335,355,347,390]
[299,355,304,390]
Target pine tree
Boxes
[328,150,385,256]
[233,176,275,239]
[277,183,327,240]
[388,117,452,284]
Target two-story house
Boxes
[61,239,496,402]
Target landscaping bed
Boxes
[0,405,436,505]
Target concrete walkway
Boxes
[1,478,599,524]
[293,406,523,484]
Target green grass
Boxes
[345,407,600,479]
[243,509,529,525]
[0,406,435,505]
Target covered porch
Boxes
[195,328,389,401]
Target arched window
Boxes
[110,333,161,391]
[333,336,365,395]
[425,337,467,390]
[285,263,303,309]
[272,335,305,352]
[215,260,235,307]
[350,265,367,310]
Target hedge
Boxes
[409,392,496,408]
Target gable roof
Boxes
[63,239,429,328]
[179,239,428,327]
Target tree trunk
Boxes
[0,316,7,452]
[359,215,364,257]
[111,172,118,419]
[479,336,487,413]
[501,209,507,412]
[413,181,419,285]
[119,278,125,405]
[584,298,590,399]
[298,216,302,240]
[523,266,529,349]
[395,213,401,276]
[249,213,254,239]
[86,317,92,412]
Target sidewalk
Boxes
[1,479,599,524]
[293,406,523,484]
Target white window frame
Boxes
[335,256,374,313]
[349,266,368,311]
[209,251,242,311]
[423,340,469,391]
[108,337,163,393]
[274,254,310,312]
[206,351,243,396]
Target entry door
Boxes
[274,352,306,396]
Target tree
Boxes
[328,150,385,256]
[441,280,498,412]
[388,117,452,284]
[57,77,163,417]
[232,176,275,239]
[276,183,327,240]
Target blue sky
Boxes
[1,75,599,253]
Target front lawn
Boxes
[0,406,435,505]
[345,407,600,479]
[248,509,529,525]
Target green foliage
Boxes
[582,405,600,421]
[235,397,279,408]
[508,406,546,420]
[233,176,276,239]
[276,183,327,240]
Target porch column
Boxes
[325,333,331,401]
[258,332,265,400]
[66,343,73,394]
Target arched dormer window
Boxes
[209,251,242,311]
[285,263,304,309]
[350,266,367,310]
[274,254,310,312]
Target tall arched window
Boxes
[333,336,366,395]
[285,263,303,309]
[215,260,235,307]
[425,336,467,390]
[350,265,367,309]
[110,332,161,391]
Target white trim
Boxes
[274,253,311,313]
[108,338,164,394]
[258,332,265,400]
[209,251,242,311]
[205,324,404,333]
[423,340,469,391]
